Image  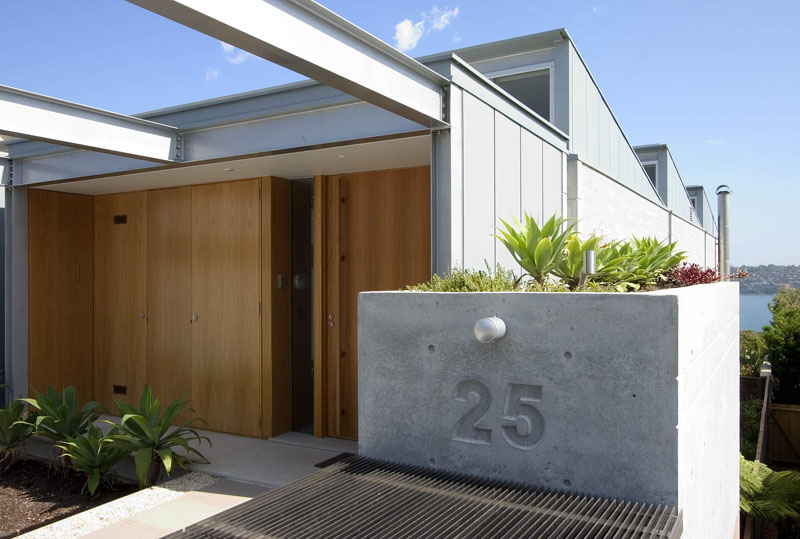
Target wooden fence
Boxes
[768,403,800,465]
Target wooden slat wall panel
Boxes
[191,180,261,437]
[94,192,147,410]
[28,190,94,402]
[262,177,292,437]
[147,187,192,415]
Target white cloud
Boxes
[592,5,601,13]
[394,19,425,52]
[205,67,219,81]
[428,6,459,31]
[453,35,462,43]
[393,5,459,52]
[706,139,726,146]
[220,41,250,64]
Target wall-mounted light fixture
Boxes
[474,316,506,343]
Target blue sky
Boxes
[3,0,799,265]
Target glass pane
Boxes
[643,164,657,188]
[495,70,550,121]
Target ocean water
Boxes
[740,294,773,331]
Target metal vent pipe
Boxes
[716,185,732,277]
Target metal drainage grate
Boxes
[166,456,681,538]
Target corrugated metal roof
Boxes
[165,456,681,538]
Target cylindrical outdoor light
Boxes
[579,249,597,286]
[474,316,506,343]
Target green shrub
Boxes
[740,397,763,460]
[495,214,575,284]
[56,425,130,495]
[740,455,800,523]
[0,400,34,471]
[763,288,800,403]
[741,330,768,376]
[20,386,105,445]
[106,387,209,488]
[407,265,571,292]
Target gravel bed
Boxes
[18,472,221,539]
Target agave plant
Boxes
[56,425,130,495]
[106,387,210,488]
[596,237,686,291]
[495,213,575,284]
[0,400,34,471]
[19,386,105,444]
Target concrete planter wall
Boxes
[358,282,739,539]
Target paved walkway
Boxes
[22,429,357,538]
[84,479,269,538]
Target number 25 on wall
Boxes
[452,379,545,450]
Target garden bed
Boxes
[0,457,136,538]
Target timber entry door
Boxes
[318,166,431,439]
[191,180,261,437]
[94,192,148,409]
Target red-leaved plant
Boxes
[666,262,721,287]
[665,263,750,288]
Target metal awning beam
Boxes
[126,0,449,128]
[0,85,180,164]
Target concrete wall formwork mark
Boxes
[655,282,740,538]
[358,283,739,538]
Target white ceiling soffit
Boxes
[126,0,449,128]
[0,85,179,163]
[36,134,431,196]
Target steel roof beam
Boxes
[0,85,180,164]
[126,0,449,128]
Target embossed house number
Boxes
[452,379,544,450]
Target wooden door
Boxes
[94,192,147,411]
[192,180,261,437]
[319,166,431,439]
[147,187,192,414]
[262,177,293,437]
[28,190,94,402]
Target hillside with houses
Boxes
[733,264,800,294]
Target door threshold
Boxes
[269,431,358,454]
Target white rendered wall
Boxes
[571,159,715,268]
[573,160,669,241]
[671,215,706,265]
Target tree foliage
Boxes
[763,288,800,403]
[741,330,768,377]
